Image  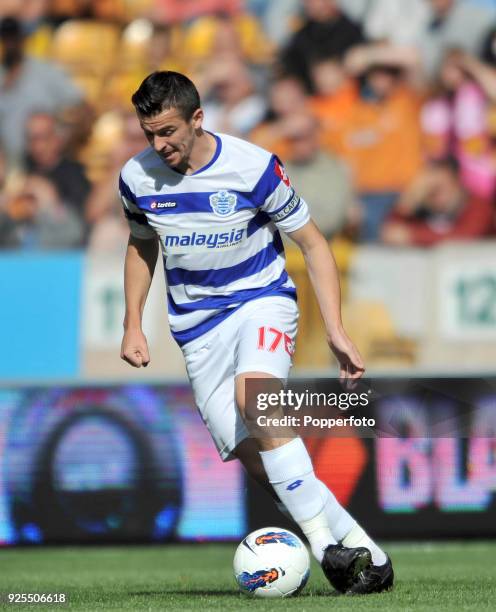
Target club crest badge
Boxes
[209,190,237,217]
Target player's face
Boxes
[138,107,203,171]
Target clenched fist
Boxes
[120,327,150,368]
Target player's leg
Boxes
[232,404,392,593]
[183,297,390,593]
[233,427,387,560]
[235,373,336,557]
[233,424,394,593]
[231,437,281,500]
[233,297,374,591]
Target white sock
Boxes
[275,500,331,562]
[276,477,387,565]
[341,523,387,566]
[318,481,356,542]
[299,510,335,563]
[260,438,337,562]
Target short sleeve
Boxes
[260,156,310,233]
[119,173,156,240]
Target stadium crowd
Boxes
[1,0,496,250]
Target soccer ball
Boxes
[233,527,310,598]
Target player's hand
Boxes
[120,328,150,367]
[327,327,365,385]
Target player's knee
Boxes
[235,372,283,421]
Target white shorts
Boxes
[182,296,299,461]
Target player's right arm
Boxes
[121,234,158,367]
[119,167,159,368]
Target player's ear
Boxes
[191,108,204,130]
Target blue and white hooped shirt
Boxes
[119,132,310,348]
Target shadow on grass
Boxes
[129,587,339,598]
[129,590,237,597]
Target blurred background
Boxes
[0,0,495,547]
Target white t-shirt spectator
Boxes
[0,57,82,165]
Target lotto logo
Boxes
[286,479,303,491]
[257,326,294,356]
[150,201,176,209]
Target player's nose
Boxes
[152,135,169,152]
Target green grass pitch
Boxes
[1,542,494,611]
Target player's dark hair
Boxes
[131,71,201,121]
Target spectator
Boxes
[0,16,83,167]
[361,0,429,46]
[0,0,53,58]
[421,49,496,200]
[0,174,84,249]
[381,157,494,246]
[200,59,266,137]
[0,0,47,21]
[24,111,91,222]
[250,75,309,159]
[284,113,357,239]
[308,54,359,155]
[335,48,424,241]
[442,29,496,101]
[279,0,364,91]
[418,0,495,78]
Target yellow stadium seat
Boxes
[342,301,417,368]
[182,13,273,64]
[50,20,120,77]
[101,71,146,112]
[24,24,54,59]
[233,13,274,64]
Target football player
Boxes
[120,71,393,595]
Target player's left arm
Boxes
[287,220,365,380]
